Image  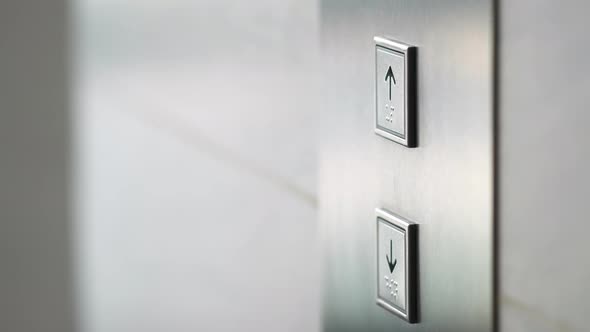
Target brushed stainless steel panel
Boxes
[320,1,494,331]
[499,1,590,331]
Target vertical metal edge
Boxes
[492,0,500,331]
[374,44,380,136]
[407,222,418,323]
[406,46,418,148]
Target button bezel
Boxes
[374,37,417,147]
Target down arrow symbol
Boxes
[386,239,397,274]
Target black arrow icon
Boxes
[386,239,397,273]
[385,66,396,100]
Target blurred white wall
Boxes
[73,1,321,331]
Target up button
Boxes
[374,37,417,147]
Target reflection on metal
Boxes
[320,0,494,331]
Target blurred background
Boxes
[2,1,590,332]
[74,1,321,331]
[74,1,320,331]
[2,0,321,331]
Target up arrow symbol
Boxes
[386,239,397,274]
[385,66,396,101]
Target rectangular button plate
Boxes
[374,37,417,147]
[376,208,418,323]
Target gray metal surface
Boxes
[499,1,590,331]
[320,1,494,331]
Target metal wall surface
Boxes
[499,1,590,331]
[319,1,494,331]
